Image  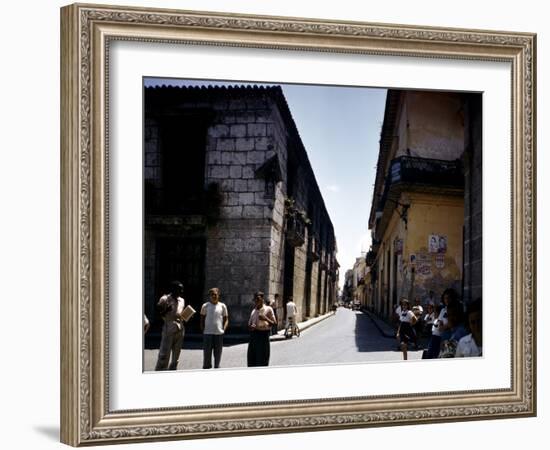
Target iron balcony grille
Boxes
[286,215,306,247]
[377,155,463,212]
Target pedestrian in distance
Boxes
[412,297,424,348]
[423,302,436,337]
[424,290,436,308]
[396,298,417,360]
[247,291,276,367]
[429,288,456,348]
[200,287,229,369]
[155,281,186,371]
[285,296,299,337]
[425,303,446,358]
[393,298,405,350]
[270,293,280,336]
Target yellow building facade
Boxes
[368,89,470,318]
[372,192,464,317]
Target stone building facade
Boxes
[144,85,338,337]
[365,90,482,319]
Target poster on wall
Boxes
[438,235,447,254]
[429,235,439,253]
[435,254,445,269]
[416,253,431,276]
[429,234,447,254]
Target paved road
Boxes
[143,307,422,371]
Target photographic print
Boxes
[142,79,483,370]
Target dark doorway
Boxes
[283,242,295,318]
[304,239,313,318]
[392,251,398,307]
[317,264,326,315]
[386,248,391,317]
[154,237,206,333]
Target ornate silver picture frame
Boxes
[60,3,536,446]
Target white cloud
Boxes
[326,184,341,193]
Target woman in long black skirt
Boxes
[247,291,276,367]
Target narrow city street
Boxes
[143,307,422,371]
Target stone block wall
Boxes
[463,94,483,304]
[144,117,162,210]
[267,185,286,324]
[144,86,339,331]
[201,92,301,330]
[292,233,308,322]
[204,221,271,329]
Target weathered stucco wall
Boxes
[395,91,464,161]
[402,193,464,301]
[374,191,464,318]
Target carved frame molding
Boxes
[61,3,536,446]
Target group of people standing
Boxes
[147,281,300,371]
[394,288,482,361]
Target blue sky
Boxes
[144,78,387,288]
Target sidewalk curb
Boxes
[298,311,335,332]
[272,311,335,340]
[363,310,396,339]
[147,312,337,344]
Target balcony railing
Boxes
[390,156,463,185]
[377,156,463,212]
[365,250,376,266]
[286,215,306,247]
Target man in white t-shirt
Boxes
[200,287,229,369]
[285,296,298,335]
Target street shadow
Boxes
[354,312,396,352]
[145,335,249,349]
[181,339,248,350]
